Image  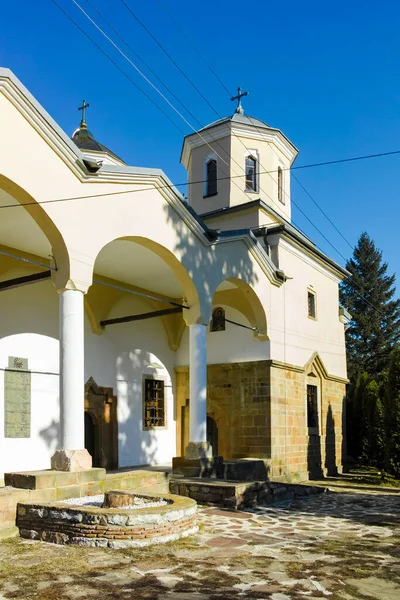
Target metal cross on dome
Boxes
[231,87,248,115]
[78,99,90,128]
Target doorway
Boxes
[207,416,219,456]
[84,378,118,470]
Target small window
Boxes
[245,156,257,191]
[210,307,225,332]
[308,291,316,319]
[278,166,284,204]
[205,159,217,197]
[307,384,319,429]
[143,379,165,428]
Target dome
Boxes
[198,112,271,133]
[71,123,125,165]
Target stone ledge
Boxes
[169,477,325,510]
[5,468,106,490]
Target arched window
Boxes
[278,166,284,204]
[210,307,225,332]
[205,158,217,197]
[245,155,257,192]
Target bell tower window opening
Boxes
[205,158,217,197]
[210,307,225,332]
[278,166,284,204]
[143,378,165,428]
[245,155,257,192]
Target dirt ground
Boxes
[0,475,399,600]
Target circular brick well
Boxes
[16,491,198,547]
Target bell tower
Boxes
[180,93,298,231]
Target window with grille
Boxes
[307,384,319,429]
[205,159,217,196]
[143,379,165,428]
[245,156,257,191]
[278,166,284,203]
[210,306,225,332]
[308,291,316,318]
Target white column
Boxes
[59,289,85,450]
[189,323,207,443]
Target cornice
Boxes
[0,68,284,290]
[181,121,298,168]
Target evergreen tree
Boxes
[340,232,400,381]
[365,379,384,466]
[384,347,400,477]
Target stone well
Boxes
[16,491,198,548]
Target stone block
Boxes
[5,471,56,490]
[77,468,106,484]
[51,449,92,472]
[56,485,82,501]
[185,442,212,459]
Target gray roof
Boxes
[71,126,125,164]
[198,112,271,133]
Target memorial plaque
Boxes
[4,356,31,438]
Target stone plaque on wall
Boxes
[4,356,31,438]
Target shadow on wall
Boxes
[163,202,260,320]
[116,348,172,467]
[325,404,337,476]
[39,419,60,455]
[341,395,348,472]
[307,432,323,479]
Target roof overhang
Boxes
[254,223,350,280]
[180,120,298,169]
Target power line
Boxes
[154,0,232,97]
[71,0,251,201]
[83,0,206,126]
[49,0,184,133]
[35,1,399,322]
[292,174,354,250]
[119,0,221,119]
[1,144,400,211]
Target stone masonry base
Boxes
[16,492,198,548]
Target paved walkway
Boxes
[0,488,399,599]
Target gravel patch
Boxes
[62,495,168,509]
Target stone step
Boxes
[5,468,106,490]
[169,477,324,510]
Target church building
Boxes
[0,70,350,483]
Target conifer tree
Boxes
[340,232,400,381]
[384,347,400,477]
[365,379,384,466]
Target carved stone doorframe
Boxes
[84,377,118,470]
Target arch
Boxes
[0,174,70,285]
[211,277,268,338]
[90,236,202,326]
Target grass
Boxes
[344,466,400,488]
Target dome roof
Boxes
[198,112,271,134]
[71,124,125,164]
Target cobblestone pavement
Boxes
[0,489,399,599]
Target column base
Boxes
[185,441,212,459]
[51,449,92,472]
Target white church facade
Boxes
[0,69,349,483]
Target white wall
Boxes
[86,295,176,468]
[0,278,59,476]
[176,306,270,366]
[0,278,177,477]
[268,241,347,378]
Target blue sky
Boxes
[1,0,399,289]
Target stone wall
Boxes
[16,494,197,548]
[169,478,324,510]
[176,362,271,461]
[176,357,346,482]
